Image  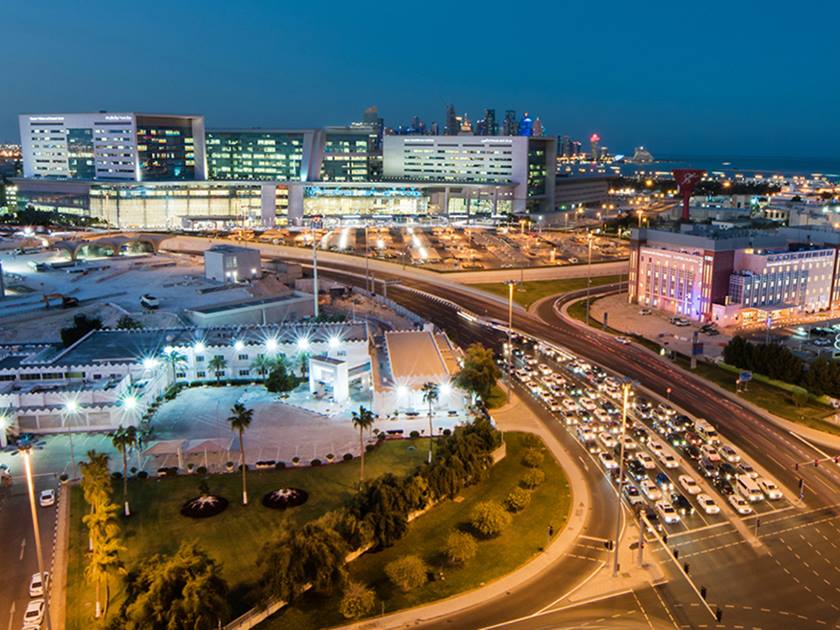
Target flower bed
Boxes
[180,494,229,518]
[262,488,309,510]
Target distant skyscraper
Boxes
[532,118,543,137]
[590,133,601,161]
[362,106,384,151]
[430,121,440,135]
[475,120,486,135]
[518,112,533,136]
[460,113,473,134]
[571,140,582,156]
[502,110,517,135]
[445,105,458,136]
[483,109,497,136]
[560,135,571,157]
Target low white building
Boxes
[204,244,262,283]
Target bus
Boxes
[735,474,764,502]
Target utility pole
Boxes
[613,380,631,576]
[364,225,371,294]
[312,221,319,319]
[506,280,515,403]
[585,231,594,326]
[21,444,52,630]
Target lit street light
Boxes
[20,442,53,630]
[585,231,594,326]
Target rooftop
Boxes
[384,330,449,382]
[186,292,309,315]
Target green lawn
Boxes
[566,297,837,434]
[473,275,623,308]
[65,440,429,629]
[260,432,571,629]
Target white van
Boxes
[694,420,720,445]
[735,474,764,503]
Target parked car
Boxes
[23,599,45,627]
[39,489,56,508]
[29,571,49,597]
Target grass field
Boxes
[262,432,571,629]
[473,275,623,308]
[65,440,430,629]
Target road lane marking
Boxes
[632,589,656,630]
[19,537,25,561]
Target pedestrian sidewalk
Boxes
[337,391,596,630]
[51,481,71,630]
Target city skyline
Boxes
[4,1,840,159]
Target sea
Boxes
[616,155,840,181]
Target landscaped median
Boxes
[64,423,571,629]
[473,275,623,309]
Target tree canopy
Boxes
[454,343,501,402]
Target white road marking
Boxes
[18,538,25,561]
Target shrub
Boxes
[274,461,286,469]
[385,555,428,592]
[520,468,546,489]
[292,456,300,464]
[137,471,149,479]
[521,448,545,468]
[326,453,335,461]
[343,453,354,462]
[238,464,249,472]
[522,433,542,448]
[442,428,452,436]
[505,487,532,512]
[339,580,376,620]
[365,444,375,453]
[58,473,69,482]
[111,471,123,480]
[196,466,208,475]
[470,501,512,538]
[409,430,420,439]
[311,459,322,467]
[445,531,478,565]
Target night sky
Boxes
[4,1,838,158]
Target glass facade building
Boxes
[206,131,309,181]
[135,115,197,180]
[320,129,371,182]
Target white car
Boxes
[636,452,656,470]
[538,364,552,376]
[579,398,596,412]
[598,432,617,449]
[29,571,49,597]
[738,461,759,480]
[23,599,45,626]
[719,444,741,463]
[700,444,721,462]
[599,451,619,470]
[728,494,753,515]
[659,453,679,469]
[39,489,56,508]
[697,493,720,515]
[678,475,701,495]
[640,479,661,501]
[622,436,638,451]
[647,439,665,456]
[656,500,681,524]
[758,478,783,501]
[615,336,632,345]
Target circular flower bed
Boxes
[262,487,309,510]
[180,494,229,518]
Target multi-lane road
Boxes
[317,260,840,629]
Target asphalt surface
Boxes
[318,262,840,629]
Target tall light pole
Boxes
[21,443,53,630]
[364,225,371,294]
[585,231,594,326]
[506,280,515,403]
[311,222,319,319]
[613,379,632,577]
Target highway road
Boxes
[316,261,840,629]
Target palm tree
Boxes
[351,406,376,483]
[163,350,187,385]
[421,382,440,464]
[227,403,253,505]
[84,513,124,619]
[208,355,227,383]
[109,425,137,516]
[251,353,275,379]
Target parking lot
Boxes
[506,334,792,539]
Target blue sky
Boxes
[4,1,838,158]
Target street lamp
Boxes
[585,231,594,326]
[20,442,53,630]
[613,379,632,577]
